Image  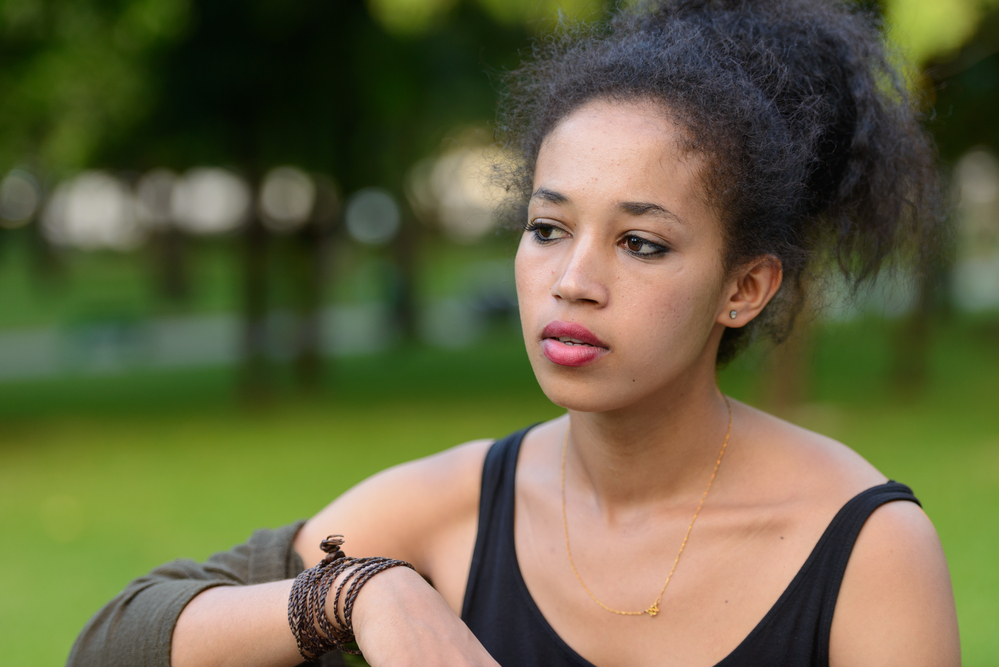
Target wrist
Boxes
[347,564,424,637]
[288,535,415,661]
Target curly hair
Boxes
[496,0,942,364]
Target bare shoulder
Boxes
[829,500,960,666]
[295,438,494,570]
[731,400,887,505]
[731,401,959,665]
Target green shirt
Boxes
[68,521,346,666]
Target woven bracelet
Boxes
[287,535,415,661]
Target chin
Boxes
[529,359,640,413]
[526,339,704,414]
[540,379,647,414]
[544,392,621,413]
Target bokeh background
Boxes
[0,0,997,664]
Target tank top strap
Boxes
[718,480,921,667]
[461,425,529,620]
[808,481,921,603]
[462,426,594,667]
[807,481,921,663]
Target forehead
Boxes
[534,98,706,210]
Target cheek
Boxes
[618,267,722,356]
[514,240,549,310]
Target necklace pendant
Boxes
[646,603,659,617]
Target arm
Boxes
[172,561,497,667]
[829,501,961,666]
[172,440,495,667]
[67,522,314,667]
[70,440,495,667]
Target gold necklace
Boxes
[560,395,733,617]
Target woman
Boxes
[70,0,960,665]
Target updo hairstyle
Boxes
[497,0,942,364]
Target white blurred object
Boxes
[171,167,251,235]
[956,149,999,206]
[260,166,316,233]
[407,145,509,244]
[42,172,144,250]
[952,148,999,311]
[406,156,437,221]
[135,169,179,230]
[345,188,401,245]
[0,169,42,228]
[419,297,483,348]
[952,258,999,311]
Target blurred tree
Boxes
[886,0,999,70]
[928,6,999,160]
[889,0,999,395]
[88,0,537,394]
[0,0,193,301]
[6,0,993,401]
[0,0,192,172]
[885,3,999,394]
[763,0,999,407]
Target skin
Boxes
[171,98,960,667]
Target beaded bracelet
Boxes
[287,535,415,661]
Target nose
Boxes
[551,238,608,306]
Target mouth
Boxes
[540,321,608,367]
[554,337,593,346]
[540,321,607,347]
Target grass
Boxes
[0,317,997,665]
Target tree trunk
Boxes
[241,214,270,401]
[765,315,814,415]
[390,214,418,342]
[293,221,328,392]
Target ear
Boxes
[717,256,783,328]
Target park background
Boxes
[0,0,997,664]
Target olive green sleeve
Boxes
[66,521,346,667]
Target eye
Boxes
[622,234,667,257]
[525,220,568,244]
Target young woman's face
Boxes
[515,98,732,413]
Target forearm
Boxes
[68,522,312,667]
[171,554,403,667]
[172,580,302,667]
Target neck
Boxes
[565,369,732,510]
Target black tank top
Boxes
[461,425,920,667]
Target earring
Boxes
[729,310,738,319]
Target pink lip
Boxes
[540,321,608,367]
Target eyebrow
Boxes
[532,188,683,224]
[618,201,682,223]
[531,187,569,205]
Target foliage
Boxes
[0,0,191,172]
[4,0,991,181]
[886,0,999,66]
[927,6,999,159]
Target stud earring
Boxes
[729,310,738,319]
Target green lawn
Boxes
[0,318,997,665]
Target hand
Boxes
[341,566,500,667]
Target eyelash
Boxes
[621,234,668,258]
[524,221,669,258]
[523,221,563,245]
